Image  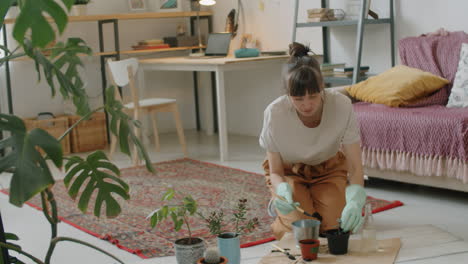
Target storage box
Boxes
[68,112,108,153]
[23,116,71,155]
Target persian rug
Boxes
[2,158,404,259]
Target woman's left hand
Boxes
[340,184,366,233]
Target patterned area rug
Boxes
[5,159,404,259]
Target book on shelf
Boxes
[333,66,370,72]
[138,39,164,45]
[131,44,170,50]
[320,63,346,71]
[332,70,369,77]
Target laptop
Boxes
[189,33,232,59]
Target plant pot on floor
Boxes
[217,232,240,264]
[325,229,350,255]
[197,256,228,264]
[174,237,206,264]
[299,239,320,261]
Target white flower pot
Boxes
[71,5,88,16]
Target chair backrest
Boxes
[107,58,139,87]
[106,58,141,117]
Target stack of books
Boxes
[307,8,336,22]
[320,63,346,77]
[333,66,370,77]
[132,39,170,50]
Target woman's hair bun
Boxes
[289,42,310,58]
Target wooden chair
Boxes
[106,58,187,164]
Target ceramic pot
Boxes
[217,232,240,264]
[71,4,87,16]
[174,237,206,264]
[326,229,350,255]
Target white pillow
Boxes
[447,43,468,107]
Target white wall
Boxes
[2,0,468,137]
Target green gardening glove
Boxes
[274,182,300,215]
[340,184,366,233]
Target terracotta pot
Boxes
[299,239,320,261]
[196,256,228,264]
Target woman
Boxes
[259,42,366,239]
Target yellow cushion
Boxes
[345,65,450,107]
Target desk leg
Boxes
[215,69,228,162]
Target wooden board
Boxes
[258,232,401,264]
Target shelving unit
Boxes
[1,10,212,116]
[292,0,395,85]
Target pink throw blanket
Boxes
[354,102,468,161]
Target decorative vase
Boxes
[174,237,206,264]
[217,232,240,264]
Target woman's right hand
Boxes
[274,182,300,215]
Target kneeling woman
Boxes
[259,42,367,239]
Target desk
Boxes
[139,55,288,162]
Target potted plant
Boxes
[197,247,228,264]
[148,188,206,264]
[0,1,153,263]
[198,199,259,264]
[71,0,90,16]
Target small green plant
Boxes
[74,0,90,4]
[148,188,199,244]
[199,199,259,237]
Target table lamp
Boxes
[191,0,216,56]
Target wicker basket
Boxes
[23,116,71,155]
[68,112,108,153]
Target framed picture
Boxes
[158,0,183,12]
[128,0,147,11]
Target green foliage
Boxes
[0,114,62,207]
[199,199,259,236]
[0,0,154,262]
[64,151,130,218]
[149,189,198,239]
[11,0,75,48]
[22,38,92,116]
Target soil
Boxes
[175,237,203,245]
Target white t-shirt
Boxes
[259,90,361,166]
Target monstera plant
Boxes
[0,0,153,263]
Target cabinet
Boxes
[292,0,395,85]
[2,11,213,115]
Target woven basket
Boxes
[23,116,71,155]
[68,112,108,153]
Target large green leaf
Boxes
[22,38,92,116]
[0,0,17,28]
[64,151,129,218]
[105,86,155,173]
[13,0,75,48]
[0,114,62,207]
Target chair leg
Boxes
[171,104,188,157]
[132,124,141,166]
[150,111,161,153]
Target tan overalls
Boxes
[263,151,348,240]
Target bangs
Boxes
[287,66,322,96]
